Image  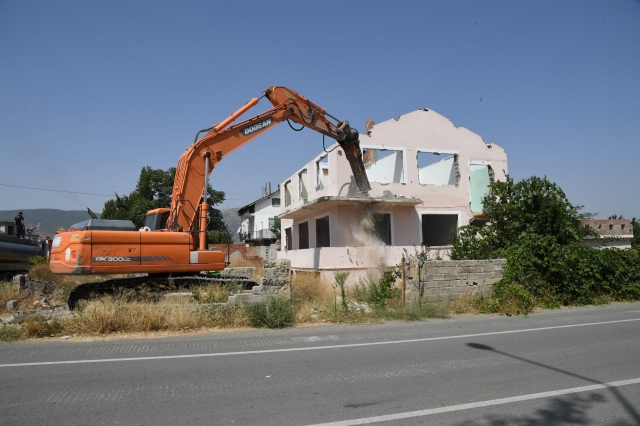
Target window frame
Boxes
[298,168,309,201]
[315,214,331,248]
[283,180,292,207]
[372,210,393,246]
[284,227,292,250]
[468,161,494,214]
[361,144,408,184]
[416,149,460,186]
[298,221,310,249]
[316,154,330,190]
[418,211,461,247]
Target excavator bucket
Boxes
[342,143,372,193]
[336,124,372,193]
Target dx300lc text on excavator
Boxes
[49,86,372,308]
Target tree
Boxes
[632,218,640,250]
[207,209,233,244]
[101,166,229,236]
[450,176,606,305]
[451,175,593,260]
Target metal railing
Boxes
[239,225,276,241]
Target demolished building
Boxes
[277,108,508,281]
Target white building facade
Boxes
[237,183,281,244]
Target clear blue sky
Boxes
[1,0,638,218]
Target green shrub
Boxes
[29,255,49,265]
[501,235,640,306]
[374,302,449,320]
[450,175,640,311]
[334,271,350,310]
[244,296,294,329]
[0,324,25,342]
[21,315,63,337]
[353,271,401,307]
[491,282,536,315]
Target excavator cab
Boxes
[144,208,171,231]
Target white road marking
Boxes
[304,377,640,426]
[1,317,638,368]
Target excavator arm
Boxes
[167,86,371,249]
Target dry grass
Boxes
[0,279,49,314]
[192,282,241,304]
[0,281,19,313]
[227,258,263,280]
[446,293,484,315]
[228,258,261,268]
[291,272,332,303]
[293,300,330,324]
[28,264,108,303]
[28,263,58,283]
[58,295,249,335]
[289,273,334,324]
[1,264,460,341]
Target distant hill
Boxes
[221,207,241,242]
[0,208,243,241]
[0,209,92,238]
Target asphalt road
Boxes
[1,303,640,425]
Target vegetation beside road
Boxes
[450,175,640,314]
[1,259,450,342]
[2,174,639,342]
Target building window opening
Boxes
[422,214,458,246]
[373,213,392,245]
[469,164,494,214]
[363,148,404,184]
[272,198,280,207]
[284,180,292,207]
[284,227,292,250]
[298,169,308,202]
[298,221,309,249]
[418,152,459,186]
[316,216,330,248]
[316,155,329,190]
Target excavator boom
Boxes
[168,86,371,240]
[49,86,371,307]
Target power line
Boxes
[1,183,264,201]
[0,183,113,197]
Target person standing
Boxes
[14,211,25,239]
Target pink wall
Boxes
[278,108,508,275]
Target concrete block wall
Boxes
[404,259,506,301]
[227,259,291,306]
[220,267,256,279]
[209,244,278,262]
[260,258,291,287]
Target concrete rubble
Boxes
[2,274,70,326]
[227,259,291,306]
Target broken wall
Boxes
[278,108,508,278]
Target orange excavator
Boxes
[50,86,371,308]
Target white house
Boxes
[276,108,508,281]
[237,183,281,244]
[579,219,634,249]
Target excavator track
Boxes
[68,275,259,310]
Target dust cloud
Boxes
[350,202,385,267]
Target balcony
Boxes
[239,224,276,242]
